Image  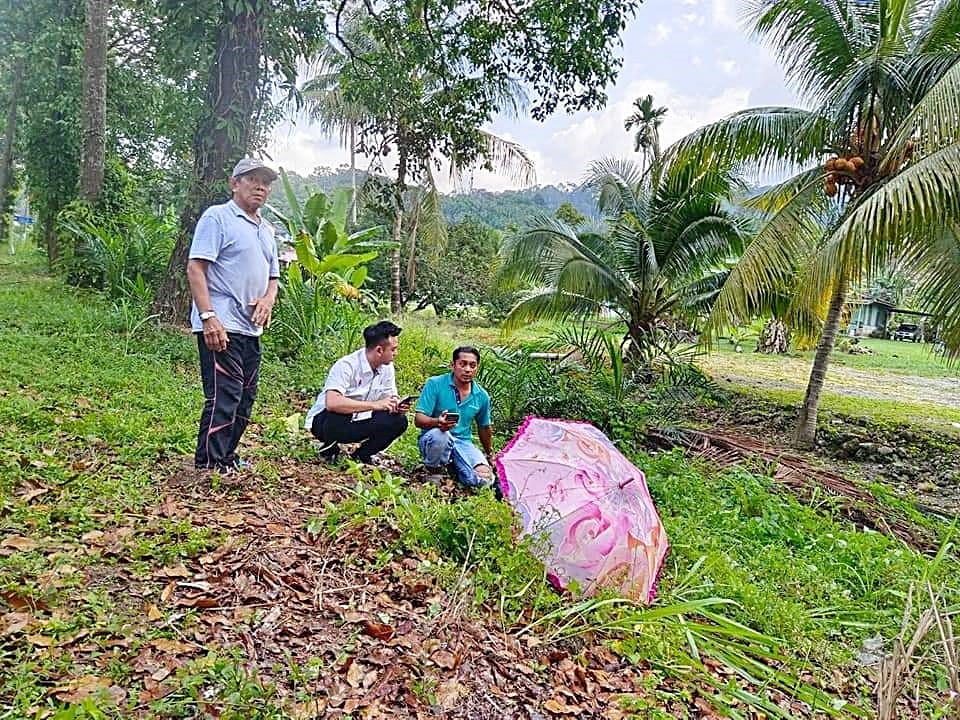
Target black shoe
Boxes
[317,440,340,464]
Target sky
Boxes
[266,0,803,193]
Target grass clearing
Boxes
[2,249,959,718]
[702,341,960,435]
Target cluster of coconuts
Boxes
[823,155,866,197]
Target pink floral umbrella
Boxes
[495,416,669,603]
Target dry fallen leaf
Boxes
[430,649,457,670]
[436,679,465,709]
[1,590,48,612]
[26,634,56,647]
[346,659,365,688]
[543,698,581,715]
[1,535,38,552]
[2,612,31,635]
[157,563,191,578]
[145,603,163,621]
[220,513,245,528]
[362,620,395,642]
[150,638,196,654]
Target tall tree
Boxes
[674,0,960,447]
[303,0,644,312]
[302,9,536,312]
[0,58,24,242]
[151,0,326,322]
[79,0,108,202]
[624,94,667,168]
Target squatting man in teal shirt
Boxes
[414,346,495,489]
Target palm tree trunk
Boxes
[151,9,264,323]
[0,59,24,243]
[795,279,848,448]
[404,188,420,292]
[349,122,357,225]
[756,317,789,354]
[390,146,407,314]
[79,0,108,203]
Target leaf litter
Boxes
[0,458,864,719]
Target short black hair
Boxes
[452,346,480,363]
[364,320,402,349]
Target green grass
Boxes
[711,337,958,379]
[703,340,960,435]
[2,248,959,718]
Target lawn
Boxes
[2,249,959,719]
[702,339,960,435]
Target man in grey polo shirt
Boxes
[186,158,280,472]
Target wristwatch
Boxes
[199,310,217,321]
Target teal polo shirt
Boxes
[416,373,491,441]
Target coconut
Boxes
[850,156,865,169]
[825,158,838,171]
[825,181,838,197]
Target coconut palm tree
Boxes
[498,156,748,356]
[300,13,534,312]
[624,94,668,168]
[671,0,960,447]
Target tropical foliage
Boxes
[268,173,396,358]
[671,0,960,445]
[499,155,747,359]
[625,93,668,166]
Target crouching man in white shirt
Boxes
[304,321,410,464]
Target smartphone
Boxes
[444,411,460,424]
[399,395,418,408]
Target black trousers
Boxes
[194,332,261,470]
[310,409,408,462]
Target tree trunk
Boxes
[79,0,107,203]
[349,122,357,225]
[151,8,264,323]
[404,188,420,292]
[390,146,407,314]
[795,279,848,448]
[0,59,24,243]
[756,317,789,354]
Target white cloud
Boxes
[680,13,705,26]
[505,80,751,189]
[719,59,739,76]
[649,22,673,45]
[712,0,739,28]
[267,125,350,177]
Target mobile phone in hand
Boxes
[399,395,418,407]
[444,411,460,424]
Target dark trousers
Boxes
[310,409,408,462]
[194,332,261,470]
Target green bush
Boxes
[56,206,176,304]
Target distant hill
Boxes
[270,166,596,231]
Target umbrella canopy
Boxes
[495,416,669,602]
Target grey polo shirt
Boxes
[304,348,398,428]
[188,199,279,337]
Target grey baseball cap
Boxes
[231,158,279,181]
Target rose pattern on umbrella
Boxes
[496,416,669,602]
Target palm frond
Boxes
[914,0,960,54]
[705,171,828,336]
[907,224,960,354]
[814,141,960,293]
[473,130,536,186]
[665,107,829,175]
[745,0,864,100]
[883,55,960,169]
[502,289,606,334]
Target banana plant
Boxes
[268,168,397,295]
